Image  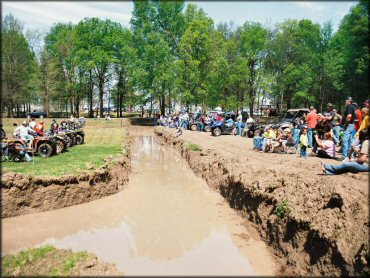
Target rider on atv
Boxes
[50,119,59,134]
[13,121,36,150]
[34,120,45,136]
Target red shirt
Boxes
[217,115,223,122]
[306,111,318,129]
[354,110,363,131]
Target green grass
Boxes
[2,118,128,177]
[1,245,56,276]
[186,143,201,151]
[274,199,292,219]
[1,245,92,276]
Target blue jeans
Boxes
[300,146,307,158]
[237,122,242,136]
[342,124,355,158]
[198,122,204,131]
[308,128,314,147]
[182,120,188,129]
[324,162,369,175]
[332,125,341,144]
[253,136,263,149]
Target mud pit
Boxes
[155,127,369,276]
[2,127,276,276]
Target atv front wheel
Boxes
[190,124,197,131]
[204,125,211,132]
[37,143,53,157]
[212,127,222,137]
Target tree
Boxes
[74,18,121,117]
[2,14,37,117]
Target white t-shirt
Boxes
[29,121,36,129]
[237,114,242,123]
[14,125,33,137]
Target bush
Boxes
[186,143,201,151]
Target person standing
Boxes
[341,97,356,160]
[353,103,363,134]
[332,109,342,146]
[306,106,318,148]
[236,111,243,136]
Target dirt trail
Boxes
[1,128,131,218]
[155,126,369,276]
[2,127,277,276]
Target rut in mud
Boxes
[155,127,369,276]
[2,127,276,276]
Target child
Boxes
[291,122,300,147]
[299,128,309,158]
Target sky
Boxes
[2,1,358,34]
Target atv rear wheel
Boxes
[190,124,197,131]
[37,143,53,157]
[75,134,83,145]
[212,127,222,137]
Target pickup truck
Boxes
[27,111,48,118]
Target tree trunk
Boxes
[16,104,20,118]
[161,94,165,116]
[99,76,104,118]
[89,70,93,118]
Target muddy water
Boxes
[2,131,276,276]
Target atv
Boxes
[211,119,236,136]
[44,130,69,155]
[13,133,56,157]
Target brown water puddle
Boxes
[2,131,276,276]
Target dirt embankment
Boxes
[155,127,369,277]
[1,130,131,218]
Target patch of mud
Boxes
[155,127,369,276]
[1,130,131,218]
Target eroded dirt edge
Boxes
[1,129,131,218]
[155,127,369,276]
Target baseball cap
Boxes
[22,121,27,125]
[346,96,353,101]
[327,103,333,107]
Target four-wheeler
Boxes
[44,130,69,155]
[12,133,56,158]
[245,122,265,138]
[211,119,236,136]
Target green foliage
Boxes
[1,1,368,115]
[186,143,201,151]
[1,245,56,276]
[275,199,292,219]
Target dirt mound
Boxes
[155,127,369,276]
[1,132,131,218]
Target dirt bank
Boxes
[155,127,369,276]
[1,129,131,218]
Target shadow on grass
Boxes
[129,117,154,126]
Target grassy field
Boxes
[2,245,93,276]
[2,118,128,177]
